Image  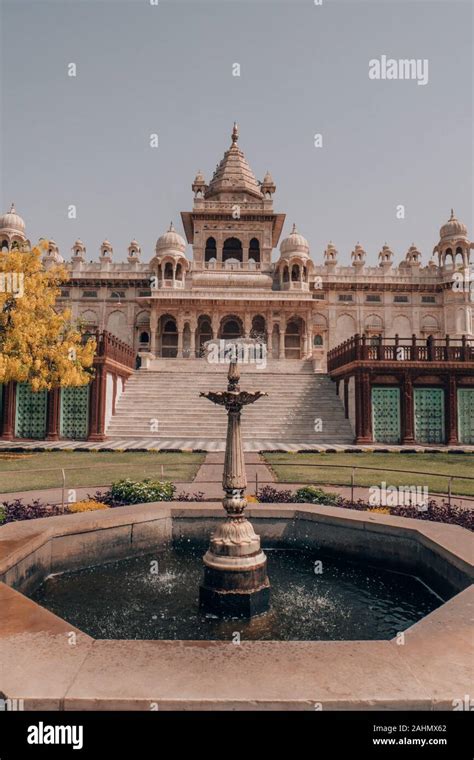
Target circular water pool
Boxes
[31,543,442,641]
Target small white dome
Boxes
[0,203,26,235]
[280,224,309,257]
[155,222,186,255]
[440,209,468,240]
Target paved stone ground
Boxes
[0,438,472,453]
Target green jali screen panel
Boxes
[371,387,401,443]
[15,383,47,439]
[414,388,445,444]
[60,386,89,440]
[458,389,474,445]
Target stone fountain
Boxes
[199,360,270,617]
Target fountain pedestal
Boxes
[199,362,270,617]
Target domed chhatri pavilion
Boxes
[0,125,473,448]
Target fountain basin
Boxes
[0,503,472,709]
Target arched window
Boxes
[249,238,260,263]
[223,237,243,263]
[176,263,182,280]
[1,239,8,252]
[220,316,242,339]
[283,266,289,282]
[163,319,177,333]
[160,316,178,357]
[291,264,300,281]
[163,262,173,280]
[313,334,323,346]
[205,237,217,263]
[251,315,266,340]
[139,331,150,344]
[197,315,213,356]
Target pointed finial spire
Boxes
[291,223,298,234]
[232,122,239,144]
[10,202,16,213]
[169,221,175,232]
[450,208,455,219]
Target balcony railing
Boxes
[92,330,135,368]
[327,334,473,372]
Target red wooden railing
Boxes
[327,334,473,371]
[90,330,135,368]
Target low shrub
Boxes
[109,478,176,505]
[0,505,5,525]
[2,499,65,523]
[175,490,205,502]
[295,485,341,506]
[388,499,473,531]
[68,500,109,513]
[256,486,295,503]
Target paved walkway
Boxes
[0,438,473,453]
[192,452,276,498]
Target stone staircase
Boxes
[106,359,354,446]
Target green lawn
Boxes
[263,452,474,497]
[0,451,205,494]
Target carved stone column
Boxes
[243,313,252,339]
[0,382,16,440]
[177,317,184,359]
[279,319,286,359]
[355,371,372,443]
[46,388,60,441]
[88,366,107,441]
[267,316,273,353]
[189,317,197,358]
[446,375,458,445]
[344,377,349,419]
[401,372,415,444]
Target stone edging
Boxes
[0,503,472,710]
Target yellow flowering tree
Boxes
[0,242,96,391]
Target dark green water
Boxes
[31,544,442,641]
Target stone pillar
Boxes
[446,375,458,445]
[149,310,158,358]
[279,319,286,359]
[355,371,372,443]
[267,317,273,353]
[0,382,16,440]
[177,318,184,359]
[211,313,220,340]
[88,366,107,441]
[401,372,415,444]
[190,319,197,358]
[244,314,252,339]
[46,388,60,441]
[344,377,349,419]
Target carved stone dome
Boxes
[155,222,186,255]
[280,224,310,257]
[440,209,468,240]
[0,203,26,236]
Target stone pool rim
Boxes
[0,502,472,711]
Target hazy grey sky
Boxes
[1,0,472,265]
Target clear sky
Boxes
[1,0,472,265]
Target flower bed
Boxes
[1,479,472,531]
